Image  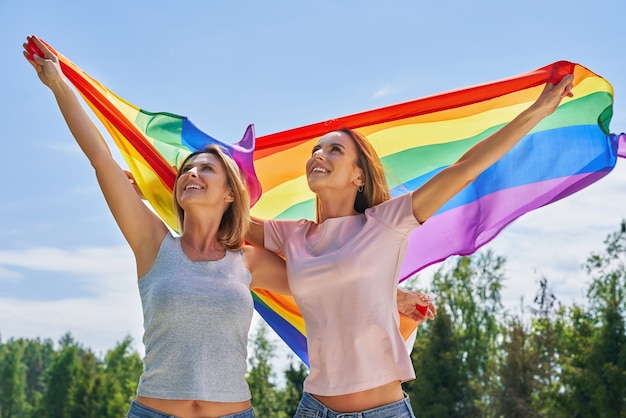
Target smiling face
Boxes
[173,146,251,249]
[175,152,233,209]
[306,131,365,194]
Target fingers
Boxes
[22,50,37,67]
[29,35,52,57]
[560,74,574,98]
[24,35,55,64]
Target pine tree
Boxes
[96,336,143,417]
[494,317,540,418]
[39,334,80,418]
[429,250,506,412]
[280,356,308,417]
[0,339,28,418]
[22,337,54,412]
[246,323,287,418]
[581,220,626,416]
[404,307,475,417]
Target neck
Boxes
[316,191,359,223]
[180,210,226,260]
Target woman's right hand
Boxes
[23,35,65,90]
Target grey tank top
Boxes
[136,233,253,402]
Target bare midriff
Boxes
[312,380,404,413]
[134,396,251,418]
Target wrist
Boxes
[49,78,72,96]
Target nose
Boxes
[187,167,199,177]
[313,148,325,161]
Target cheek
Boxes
[305,158,314,173]
[174,179,184,198]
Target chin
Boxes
[306,179,321,193]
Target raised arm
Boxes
[23,36,167,272]
[411,74,574,224]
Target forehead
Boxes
[187,152,221,166]
[317,131,357,149]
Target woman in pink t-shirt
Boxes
[248,74,574,417]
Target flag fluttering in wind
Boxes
[45,39,625,365]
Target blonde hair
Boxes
[315,128,391,221]
[174,145,250,250]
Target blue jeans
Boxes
[294,392,415,418]
[126,400,255,418]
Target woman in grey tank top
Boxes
[25,35,292,418]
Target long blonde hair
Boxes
[174,145,250,250]
[315,128,391,222]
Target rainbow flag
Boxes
[248,62,625,363]
[47,40,624,365]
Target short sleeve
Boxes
[264,219,299,254]
[366,193,420,232]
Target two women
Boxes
[27,32,572,417]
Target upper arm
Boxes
[52,80,166,264]
[94,158,167,263]
[411,162,473,224]
[244,246,290,295]
[247,217,265,247]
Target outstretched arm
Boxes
[411,74,574,224]
[23,36,167,274]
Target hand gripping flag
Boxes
[43,40,625,365]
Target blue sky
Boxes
[1,0,625,365]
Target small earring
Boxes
[358,185,364,193]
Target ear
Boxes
[352,169,365,188]
[225,188,235,203]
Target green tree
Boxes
[580,220,626,416]
[0,339,28,418]
[22,337,55,413]
[96,336,143,417]
[279,355,308,417]
[429,250,506,412]
[246,323,287,418]
[404,307,475,417]
[494,317,540,418]
[39,333,80,418]
[66,349,100,418]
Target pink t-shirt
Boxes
[264,193,420,396]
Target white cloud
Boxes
[0,266,22,282]
[0,246,144,356]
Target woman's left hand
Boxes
[397,288,437,322]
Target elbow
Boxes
[452,162,479,187]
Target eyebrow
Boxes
[184,160,217,169]
[314,142,346,150]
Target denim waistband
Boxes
[295,392,415,418]
[126,400,255,418]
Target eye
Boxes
[311,146,321,155]
[201,164,214,171]
[331,145,342,152]
[181,165,191,173]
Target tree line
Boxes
[1,221,625,417]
